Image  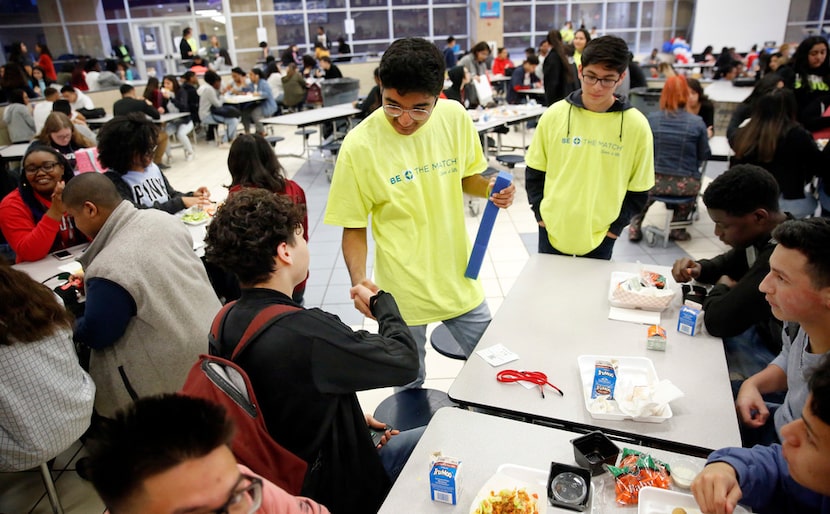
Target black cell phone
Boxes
[52,249,74,260]
[369,425,391,446]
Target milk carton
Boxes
[677,301,703,336]
[430,453,462,504]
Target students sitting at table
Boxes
[0,145,86,263]
[114,83,170,169]
[507,56,541,104]
[492,47,512,76]
[672,165,789,382]
[730,88,827,219]
[30,66,54,97]
[142,76,165,110]
[62,173,221,418]
[159,75,196,163]
[82,395,330,514]
[0,63,37,101]
[686,78,715,138]
[61,85,94,113]
[199,70,241,146]
[692,356,830,514]
[243,68,276,136]
[33,112,95,171]
[281,63,307,111]
[734,218,830,447]
[97,113,210,213]
[317,56,342,80]
[204,188,421,514]
[2,88,36,143]
[223,67,252,95]
[51,98,98,145]
[0,262,95,472]
[180,71,201,123]
[444,65,477,108]
[33,86,59,132]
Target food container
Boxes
[571,431,620,475]
[669,457,702,489]
[548,462,591,511]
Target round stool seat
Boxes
[373,389,456,431]
[294,128,317,137]
[496,154,525,168]
[429,324,467,360]
[322,141,342,153]
[265,135,285,145]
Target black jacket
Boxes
[214,288,418,514]
[113,97,160,119]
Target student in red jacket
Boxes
[0,145,86,262]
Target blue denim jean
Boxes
[723,326,778,381]
[538,226,615,260]
[378,425,426,481]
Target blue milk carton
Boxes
[677,301,703,336]
[430,453,463,504]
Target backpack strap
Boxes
[208,301,237,356]
[230,303,301,361]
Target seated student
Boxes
[507,55,541,104]
[199,70,241,145]
[33,112,95,171]
[33,86,59,132]
[2,88,36,143]
[62,174,221,417]
[60,85,94,113]
[317,56,342,79]
[0,145,87,263]
[244,68,276,136]
[444,65,477,109]
[51,98,98,145]
[353,67,381,120]
[281,63,307,111]
[0,262,95,472]
[160,74,196,163]
[735,217,830,447]
[97,114,209,213]
[82,394,329,513]
[691,353,830,514]
[113,83,169,169]
[180,70,201,124]
[672,165,789,381]
[223,66,252,95]
[204,189,421,514]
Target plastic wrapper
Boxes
[608,448,672,505]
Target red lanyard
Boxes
[496,370,564,398]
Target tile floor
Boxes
[0,121,730,513]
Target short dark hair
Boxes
[470,41,490,55]
[319,56,332,64]
[250,68,264,79]
[52,99,71,116]
[60,85,76,94]
[809,355,830,425]
[181,70,196,81]
[119,83,134,95]
[526,55,540,65]
[83,395,234,513]
[231,66,245,75]
[702,164,780,216]
[379,38,445,96]
[7,88,25,104]
[62,172,123,211]
[183,27,192,37]
[581,35,631,74]
[204,70,221,87]
[205,188,303,286]
[447,36,456,44]
[43,86,59,98]
[772,218,830,289]
[97,113,159,173]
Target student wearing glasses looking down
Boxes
[325,37,515,387]
[525,35,655,259]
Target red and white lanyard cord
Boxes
[496,370,564,398]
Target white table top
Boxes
[0,142,29,160]
[702,80,752,104]
[519,87,545,95]
[379,408,709,513]
[222,94,263,105]
[447,255,742,456]
[261,103,361,128]
[472,104,547,133]
[86,111,191,126]
[709,135,732,161]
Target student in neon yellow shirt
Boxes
[525,35,655,259]
[324,38,515,388]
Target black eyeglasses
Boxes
[581,74,621,88]
[24,161,63,174]
[383,104,432,121]
[211,474,263,514]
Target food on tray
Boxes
[473,487,539,514]
[608,448,671,505]
[182,209,209,224]
[612,270,675,310]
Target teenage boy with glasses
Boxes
[525,35,655,259]
[82,394,329,514]
[325,37,515,387]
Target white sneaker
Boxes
[185,151,194,162]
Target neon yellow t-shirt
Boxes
[525,100,655,255]
[324,99,487,325]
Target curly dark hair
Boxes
[379,38,445,96]
[0,261,73,345]
[772,218,830,289]
[205,189,303,286]
[97,113,159,173]
[702,164,780,216]
[227,134,286,193]
[810,355,830,425]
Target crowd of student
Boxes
[1,32,830,514]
